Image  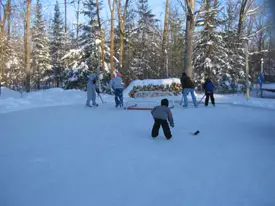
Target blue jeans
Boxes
[182,88,197,107]
[114,88,123,107]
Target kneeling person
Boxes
[151,98,174,140]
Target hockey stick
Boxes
[182,129,200,135]
[97,93,105,104]
[197,94,205,105]
[180,95,184,105]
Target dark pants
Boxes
[205,92,215,106]
[114,88,123,107]
[151,119,172,139]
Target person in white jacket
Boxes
[86,72,98,107]
[109,72,124,107]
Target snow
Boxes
[0,87,22,99]
[262,83,275,90]
[1,88,275,206]
[0,88,111,114]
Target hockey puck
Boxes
[194,130,200,135]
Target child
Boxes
[151,98,174,140]
[203,78,215,106]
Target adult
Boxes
[86,72,98,107]
[180,72,198,107]
[109,72,124,107]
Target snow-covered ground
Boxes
[1,86,275,206]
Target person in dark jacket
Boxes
[180,72,198,107]
[203,78,215,106]
[151,98,174,140]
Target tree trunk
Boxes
[25,0,31,92]
[76,0,80,47]
[7,0,11,40]
[162,0,169,78]
[117,0,129,73]
[184,0,195,78]
[64,0,67,34]
[96,0,105,72]
[0,1,10,95]
[108,0,115,75]
[237,0,248,38]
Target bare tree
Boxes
[162,0,169,77]
[96,0,105,72]
[183,0,206,78]
[237,0,255,38]
[24,0,31,92]
[108,0,115,75]
[0,0,11,95]
[116,0,129,72]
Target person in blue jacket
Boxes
[257,72,264,89]
[203,78,215,106]
[86,72,98,107]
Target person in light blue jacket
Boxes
[109,72,124,107]
[86,72,98,107]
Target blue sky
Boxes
[42,0,165,26]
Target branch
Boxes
[178,0,186,13]
[184,0,193,17]
[122,0,129,22]
[244,0,254,16]
[194,0,207,24]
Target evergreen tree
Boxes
[32,0,51,90]
[63,0,106,89]
[50,1,66,87]
[79,0,99,70]
[130,0,161,79]
[5,37,25,91]
[193,0,232,89]
[168,7,185,77]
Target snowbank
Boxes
[262,83,275,90]
[0,88,112,114]
[0,84,275,114]
[0,87,22,99]
[124,78,181,97]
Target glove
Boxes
[170,122,174,128]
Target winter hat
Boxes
[116,72,122,77]
[161,98,169,107]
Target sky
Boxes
[42,0,166,29]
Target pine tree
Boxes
[5,37,25,91]
[80,0,100,70]
[193,0,232,89]
[50,1,66,87]
[168,6,185,77]
[63,0,105,89]
[130,0,161,79]
[32,0,51,90]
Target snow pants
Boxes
[86,87,97,106]
[151,119,172,140]
[205,92,215,106]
